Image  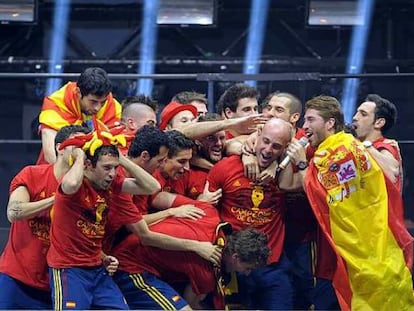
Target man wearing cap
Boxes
[159,100,266,142]
[159,101,198,131]
[171,91,208,118]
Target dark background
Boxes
[1,0,414,250]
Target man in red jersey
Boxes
[37,67,122,164]
[352,94,403,194]
[260,91,317,310]
[207,117,294,310]
[0,125,89,309]
[216,83,259,139]
[286,95,414,311]
[111,207,269,310]
[117,95,158,156]
[47,142,162,310]
[100,127,223,310]
[150,130,222,210]
[48,138,221,310]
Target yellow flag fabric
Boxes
[305,131,414,311]
[39,82,121,131]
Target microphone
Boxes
[277,136,309,173]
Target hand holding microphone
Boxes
[277,136,309,173]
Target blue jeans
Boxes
[285,240,316,309]
[237,254,293,310]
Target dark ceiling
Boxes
[1,0,414,74]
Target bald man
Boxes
[207,118,294,310]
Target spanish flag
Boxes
[39,81,121,131]
[37,82,121,164]
[305,131,414,311]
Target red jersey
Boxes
[373,137,403,193]
[152,168,207,200]
[0,164,56,290]
[102,167,143,253]
[47,174,124,268]
[109,196,219,294]
[207,155,285,263]
[225,130,235,140]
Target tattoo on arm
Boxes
[8,200,23,220]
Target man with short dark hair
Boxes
[352,94,402,193]
[47,140,162,310]
[216,83,259,138]
[286,95,414,310]
[38,67,121,164]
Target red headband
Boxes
[58,118,132,156]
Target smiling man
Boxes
[286,95,414,311]
[38,67,122,164]
[207,117,294,310]
[47,141,161,310]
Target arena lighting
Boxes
[156,0,216,27]
[137,0,159,96]
[306,0,364,27]
[341,0,374,123]
[0,0,37,24]
[243,0,270,87]
[46,0,71,95]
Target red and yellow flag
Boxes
[39,82,121,131]
[305,131,414,311]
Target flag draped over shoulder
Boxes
[305,131,414,311]
[39,82,121,131]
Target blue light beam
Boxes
[46,0,71,95]
[243,0,270,87]
[341,0,375,123]
[137,0,159,96]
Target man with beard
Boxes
[151,130,222,209]
[286,95,414,311]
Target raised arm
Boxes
[365,142,400,184]
[278,138,308,191]
[41,128,58,164]
[119,152,161,195]
[179,115,267,140]
[7,186,54,222]
[61,148,86,195]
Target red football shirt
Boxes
[0,164,57,290]
[47,174,124,268]
[109,197,219,294]
[208,155,285,263]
